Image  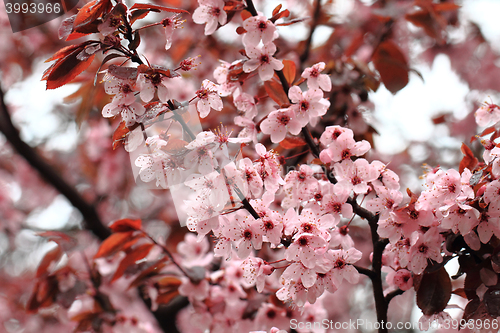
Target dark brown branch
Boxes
[0,83,111,241]
[385,288,405,305]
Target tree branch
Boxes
[0,83,111,241]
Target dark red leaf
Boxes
[73,0,111,31]
[94,231,135,258]
[112,121,131,150]
[459,143,478,173]
[109,218,142,232]
[282,59,296,85]
[240,10,251,21]
[264,79,289,107]
[279,136,306,149]
[484,287,500,317]
[107,64,139,81]
[372,40,409,94]
[128,259,168,289]
[416,266,452,315]
[36,246,63,278]
[129,3,188,14]
[26,276,59,313]
[272,4,282,16]
[111,243,155,282]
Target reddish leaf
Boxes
[236,26,247,35]
[73,0,111,31]
[44,43,97,89]
[94,231,134,258]
[156,290,180,305]
[282,59,296,85]
[279,136,306,149]
[372,40,409,94]
[452,288,467,298]
[130,8,150,24]
[45,42,93,63]
[38,231,75,250]
[107,64,139,81]
[111,243,155,282]
[432,114,447,125]
[459,143,478,173]
[271,9,290,23]
[129,3,188,14]
[26,276,59,313]
[416,266,452,315]
[240,10,251,21]
[128,259,168,289]
[157,275,183,288]
[36,246,63,278]
[272,4,282,16]
[109,218,142,232]
[264,80,289,107]
[112,121,131,150]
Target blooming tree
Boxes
[2,0,500,333]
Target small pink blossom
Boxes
[319,131,370,164]
[192,0,227,35]
[333,159,379,194]
[241,257,274,292]
[325,248,362,285]
[242,14,279,47]
[475,100,500,127]
[302,62,332,92]
[195,79,223,118]
[161,14,183,50]
[285,233,328,268]
[288,86,330,126]
[260,108,302,143]
[243,42,284,81]
[408,228,443,274]
[221,213,263,259]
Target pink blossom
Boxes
[439,202,479,235]
[377,214,405,244]
[319,125,353,147]
[242,14,278,47]
[329,225,355,249]
[333,159,379,194]
[408,228,443,274]
[320,183,353,224]
[366,187,403,219]
[260,108,302,143]
[281,262,326,289]
[301,62,332,92]
[285,233,328,268]
[184,131,218,174]
[391,269,413,291]
[221,212,263,259]
[213,60,242,96]
[255,143,285,193]
[195,79,223,118]
[177,233,213,268]
[475,100,500,127]
[283,164,318,205]
[235,116,258,143]
[233,91,258,119]
[243,42,284,81]
[241,257,274,292]
[370,160,400,191]
[161,14,183,50]
[102,99,145,126]
[178,276,210,301]
[325,248,362,285]
[192,0,227,35]
[288,86,330,126]
[137,72,170,103]
[319,131,370,164]
[238,158,263,198]
[254,304,288,332]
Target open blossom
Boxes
[260,108,302,143]
[192,0,227,35]
[408,228,443,274]
[302,62,331,92]
[319,131,371,164]
[242,14,278,47]
[285,233,328,268]
[241,257,274,292]
[288,86,330,126]
[161,14,183,50]
[137,72,170,103]
[221,213,263,259]
[475,100,500,127]
[102,98,145,126]
[195,79,223,118]
[333,159,379,194]
[243,42,283,81]
[324,248,362,285]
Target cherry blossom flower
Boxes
[439,202,479,235]
[184,131,218,174]
[324,248,362,285]
[221,213,263,259]
[320,183,352,224]
[213,60,242,96]
[184,171,230,207]
[195,79,223,118]
[137,71,170,103]
[285,233,328,268]
[233,91,258,119]
[288,86,330,126]
[243,43,284,81]
[260,108,302,143]
[366,187,403,219]
[319,131,370,164]
[192,0,227,35]
[283,164,318,207]
[238,158,263,198]
[98,11,123,36]
[333,159,379,195]
[408,228,443,274]
[475,100,500,127]
[102,99,145,126]
[370,160,400,192]
[178,276,210,301]
[241,257,274,292]
[254,304,288,332]
[301,62,332,92]
[392,269,413,291]
[242,14,279,47]
[329,225,355,249]
[161,14,184,50]
[135,152,169,188]
[235,116,258,143]
[255,144,285,193]
[319,125,353,147]
[177,233,213,268]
